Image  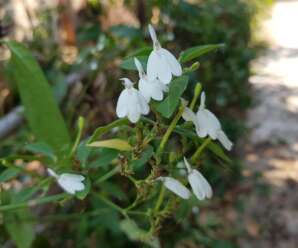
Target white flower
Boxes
[116,78,150,123]
[147,24,182,85]
[182,91,233,150]
[134,57,168,102]
[157,176,191,199]
[47,168,85,195]
[183,157,212,200]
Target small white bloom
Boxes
[134,57,167,102]
[147,24,182,85]
[47,168,85,195]
[182,92,233,150]
[183,157,212,200]
[157,176,191,199]
[116,78,150,123]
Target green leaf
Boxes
[120,219,160,248]
[3,192,35,248]
[126,47,152,57]
[100,181,127,200]
[120,56,147,71]
[4,209,35,248]
[76,177,91,200]
[5,41,70,154]
[179,44,225,63]
[154,75,189,118]
[24,142,56,161]
[89,118,129,143]
[89,148,119,168]
[109,25,142,39]
[130,145,154,170]
[88,139,132,151]
[207,141,232,163]
[76,140,91,168]
[174,126,231,163]
[0,167,20,183]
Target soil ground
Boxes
[235,1,298,247]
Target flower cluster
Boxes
[46,24,232,203]
[116,24,182,123]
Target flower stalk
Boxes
[191,137,212,163]
[156,100,186,160]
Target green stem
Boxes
[70,117,84,158]
[189,83,202,111]
[156,102,186,158]
[191,137,211,163]
[94,166,120,185]
[0,193,67,212]
[95,193,128,218]
[154,185,165,213]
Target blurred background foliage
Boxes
[0,0,272,247]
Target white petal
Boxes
[147,51,172,84]
[197,109,221,139]
[159,177,191,199]
[199,91,206,110]
[134,57,144,77]
[160,48,182,76]
[139,78,152,102]
[120,78,134,88]
[126,88,141,123]
[128,111,140,123]
[182,107,197,123]
[188,170,212,200]
[183,157,192,173]
[217,130,233,150]
[137,91,150,115]
[116,89,129,118]
[57,173,85,194]
[150,79,165,101]
[147,51,159,81]
[148,24,157,43]
[139,78,165,102]
[47,168,58,178]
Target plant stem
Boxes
[94,193,128,218]
[0,193,67,212]
[156,102,186,158]
[189,83,202,111]
[94,166,120,185]
[154,185,165,213]
[191,137,212,163]
[70,117,85,158]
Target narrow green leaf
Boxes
[3,192,35,248]
[89,118,129,143]
[126,46,152,57]
[179,44,225,63]
[89,148,119,168]
[120,56,147,71]
[24,142,56,161]
[5,41,71,153]
[88,139,132,151]
[4,209,35,248]
[0,167,20,182]
[154,75,189,118]
[76,140,91,168]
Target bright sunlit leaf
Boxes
[88,139,133,151]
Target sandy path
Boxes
[239,1,298,247]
